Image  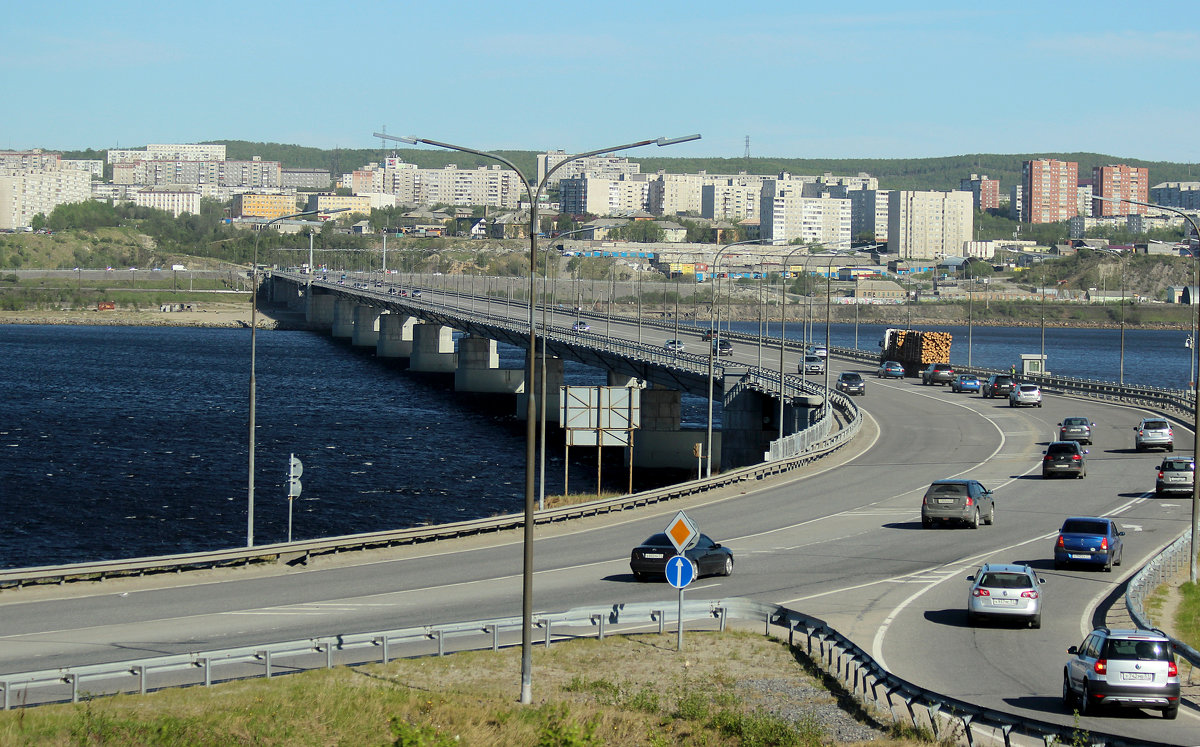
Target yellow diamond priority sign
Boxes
[665,510,699,554]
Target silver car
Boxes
[1155,456,1194,496]
[920,479,995,529]
[1063,627,1180,719]
[1134,418,1173,451]
[1009,384,1042,407]
[801,355,825,374]
[1058,417,1094,444]
[967,563,1044,628]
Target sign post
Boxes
[663,511,700,651]
[287,454,303,542]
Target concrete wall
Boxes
[331,299,355,339]
[351,305,381,347]
[454,335,525,393]
[377,313,415,358]
[306,293,335,327]
[409,324,457,373]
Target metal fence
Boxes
[1124,530,1200,675]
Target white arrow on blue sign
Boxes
[665,554,696,589]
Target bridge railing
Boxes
[1124,530,1200,673]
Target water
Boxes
[1,320,1190,569]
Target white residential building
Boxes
[559,174,652,216]
[536,151,641,188]
[701,178,763,222]
[134,187,201,218]
[0,150,62,172]
[759,180,851,246]
[849,189,890,242]
[887,190,973,260]
[0,167,92,229]
[107,143,227,164]
[649,172,704,216]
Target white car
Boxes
[1009,384,1042,408]
[571,321,590,332]
[664,339,685,352]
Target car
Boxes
[920,479,995,529]
[921,362,955,385]
[800,354,825,374]
[966,563,1044,628]
[876,360,905,379]
[411,289,422,297]
[1063,627,1180,719]
[1134,418,1173,452]
[981,374,1015,398]
[1155,456,1194,496]
[629,532,734,581]
[701,330,716,342]
[1054,517,1124,571]
[950,374,981,393]
[1058,417,1095,444]
[664,339,686,352]
[571,320,591,332]
[835,372,865,396]
[713,340,733,356]
[1009,383,1042,407]
[1043,440,1088,478]
[807,345,828,358]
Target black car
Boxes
[629,532,734,581]
[1043,440,1088,479]
[982,374,1015,398]
[836,372,866,396]
[712,340,733,356]
[921,363,955,385]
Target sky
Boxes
[4,1,1198,163]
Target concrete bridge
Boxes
[267,271,840,472]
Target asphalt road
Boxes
[2,289,1197,743]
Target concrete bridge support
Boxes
[516,356,564,423]
[331,299,356,339]
[454,335,524,393]
[377,313,415,358]
[627,387,718,471]
[409,324,458,373]
[306,293,335,328]
[720,371,777,471]
[351,305,381,347]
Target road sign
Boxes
[287,477,302,498]
[288,454,303,498]
[665,555,696,589]
[665,510,699,554]
[288,455,303,479]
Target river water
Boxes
[1,321,1192,569]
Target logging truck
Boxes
[878,328,953,377]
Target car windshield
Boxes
[961,376,978,382]
[639,533,673,548]
[1143,420,1169,430]
[1062,519,1109,535]
[841,374,862,382]
[978,572,1033,589]
[1019,385,1038,393]
[927,483,967,497]
[1064,418,1088,426]
[1102,639,1173,661]
[994,376,1012,384]
[1163,460,1194,471]
[1047,443,1078,455]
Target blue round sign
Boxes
[665,554,697,589]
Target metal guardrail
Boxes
[1125,530,1200,672]
[0,596,1175,745]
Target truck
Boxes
[878,328,953,377]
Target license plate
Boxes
[991,598,1017,606]
[1070,553,1091,559]
[1122,672,1153,681]
[642,553,663,559]
[937,498,955,504]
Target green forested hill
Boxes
[58,142,1200,193]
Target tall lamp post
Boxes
[248,207,345,547]
[1099,194,1200,583]
[375,131,699,704]
[705,238,765,477]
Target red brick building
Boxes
[1092,164,1149,216]
[960,174,1000,211]
[1022,159,1078,224]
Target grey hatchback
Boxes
[920,479,995,528]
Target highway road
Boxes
[2,285,1197,743]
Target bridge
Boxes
[1,275,1198,744]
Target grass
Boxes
[1176,581,1200,649]
[0,632,922,747]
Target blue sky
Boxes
[4,1,1198,162]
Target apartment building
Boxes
[960,174,1000,211]
[107,143,227,164]
[134,187,201,218]
[1091,164,1149,216]
[649,172,704,216]
[887,190,973,260]
[1,150,62,172]
[701,178,763,222]
[759,180,851,246]
[362,159,522,209]
[849,189,890,242]
[536,151,641,188]
[558,174,652,215]
[0,167,92,230]
[233,193,301,220]
[1022,159,1078,224]
[305,194,372,217]
[281,168,332,190]
[112,157,282,189]
[1151,181,1200,210]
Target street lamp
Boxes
[706,238,765,477]
[248,207,344,547]
[1098,194,1200,583]
[375,130,700,705]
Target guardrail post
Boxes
[1000,723,1013,747]
[1,683,7,711]
[374,636,389,664]
[433,630,444,656]
[320,642,332,669]
[544,620,552,648]
[926,703,942,740]
[132,665,146,695]
[259,650,272,678]
[960,714,974,747]
[488,625,498,651]
[653,610,664,635]
[200,658,211,687]
[591,614,605,640]
[64,673,78,703]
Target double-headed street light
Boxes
[248,207,346,547]
[375,130,700,705]
[1098,194,1200,584]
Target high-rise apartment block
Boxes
[0,167,92,230]
[759,180,851,246]
[849,189,890,242]
[1092,164,1149,216]
[107,143,227,164]
[559,174,652,215]
[1021,159,1078,224]
[887,190,973,259]
[536,151,641,188]
[233,193,301,220]
[134,187,201,218]
[960,174,999,211]
[701,177,764,222]
[1151,182,1200,210]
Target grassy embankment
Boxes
[0,631,925,747]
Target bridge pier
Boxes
[721,371,777,470]
[306,293,335,328]
[377,313,415,358]
[409,324,457,373]
[351,306,381,347]
[331,299,356,339]
[454,335,524,393]
[516,355,564,423]
[627,387,721,471]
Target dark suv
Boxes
[1042,441,1087,479]
[921,363,955,386]
[1063,627,1180,719]
[835,372,866,396]
[982,374,1015,398]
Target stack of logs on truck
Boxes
[879,328,953,376]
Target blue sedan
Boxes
[950,374,981,393]
[1054,517,1124,572]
